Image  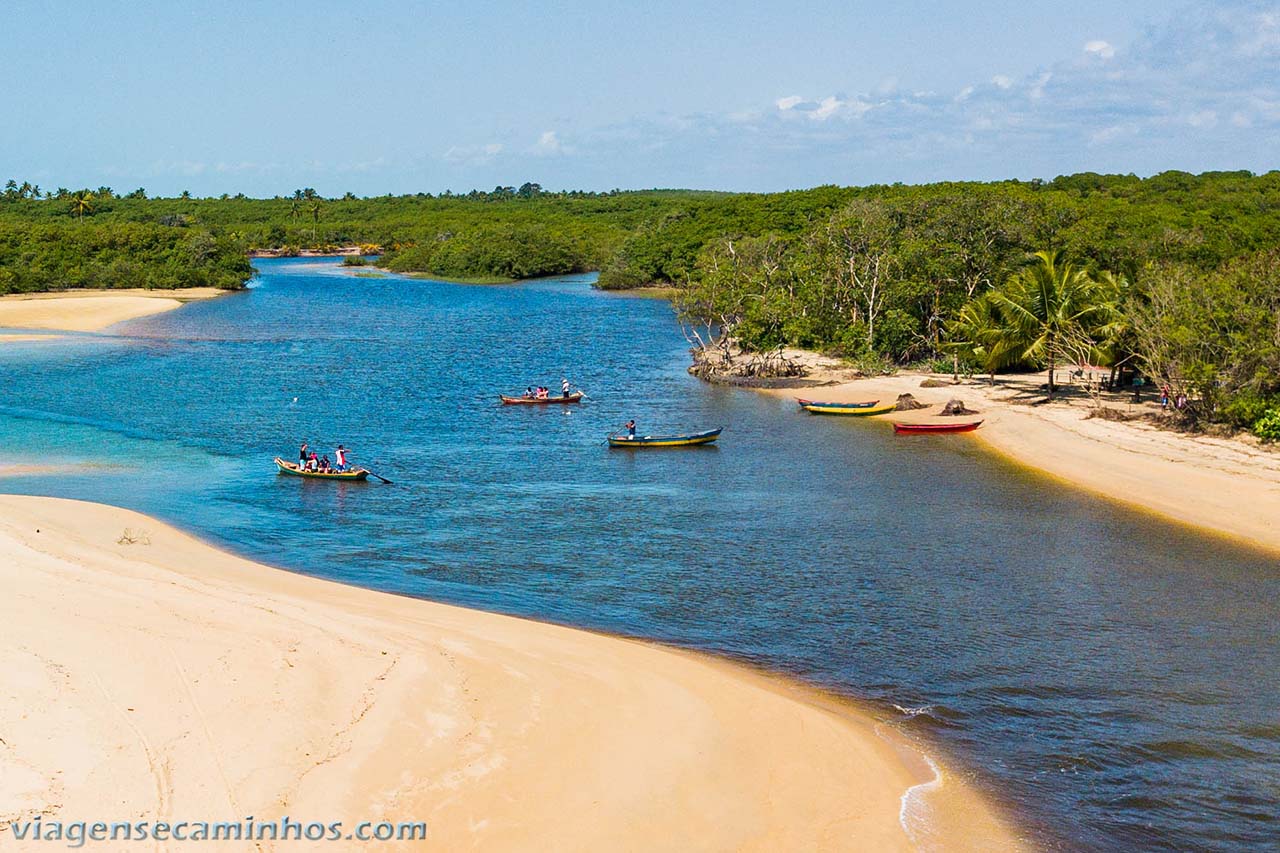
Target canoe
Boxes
[892,420,984,434]
[274,457,370,480]
[607,428,722,448]
[799,401,896,416]
[500,392,584,405]
[796,398,879,409]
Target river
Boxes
[1,257,1277,850]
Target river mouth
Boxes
[3,256,1278,850]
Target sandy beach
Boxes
[0,495,1021,851]
[0,288,224,335]
[762,356,1280,556]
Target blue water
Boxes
[3,258,1278,851]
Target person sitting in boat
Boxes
[561,377,571,398]
[306,451,319,472]
[536,386,548,399]
[625,419,636,438]
[335,444,348,472]
[320,455,332,473]
[524,387,534,399]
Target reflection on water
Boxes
[2,258,1278,851]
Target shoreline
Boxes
[0,494,1023,850]
[0,287,227,335]
[751,357,1280,557]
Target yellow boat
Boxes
[274,457,370,481]
[798,402,896,416]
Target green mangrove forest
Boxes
[2,172,1278,436]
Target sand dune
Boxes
[0,495,1020,851]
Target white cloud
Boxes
[1186,110,1218,127]
[443,143,504,165]
[1084,39,1116,59]
[534,130,564,155]
[810,95,845,121]
[773,94,874,122]
[528,1,1280,189]
[1029,72,1053,100]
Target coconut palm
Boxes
[308,201,321,241]
[944,293,1010,383]
[986,249,1121,398]
[69,190,95,222]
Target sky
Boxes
[2,0,1277,196]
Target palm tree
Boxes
[69,190,95,222]
[944,294,1009,383]
[986,249,1121,398]
[308,201,321,241]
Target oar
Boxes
[365,469,393,484]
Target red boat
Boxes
[893,420,983,434]
[500,392,584,405]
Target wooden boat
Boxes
[797,398,879,409]
[274,457,370,480]
[892,420,984,434]
[500,392,584,405]
[798,401,896,416]
[607,428,722,448]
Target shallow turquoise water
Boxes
[2,258,1278,850]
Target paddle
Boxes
[364,469,393,484]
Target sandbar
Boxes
[0,288,224,334]
[0,495,1022,851]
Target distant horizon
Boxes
[7,165,1278,203]
[5,1,1277,196]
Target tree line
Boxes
[2,171,1278,435]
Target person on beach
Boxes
[625,419,636,438]
[562,377,571,398]
[1161,384,1170,409]
[335,444,348,471]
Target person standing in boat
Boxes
[561,377,571,398]
[625,419,636,439]
[298,442,309,470]
[335,444,349,472]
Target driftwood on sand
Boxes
[919,378,952,388]
[941,399,980,416]
[895,394,928,411]
[688,343,809,383]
